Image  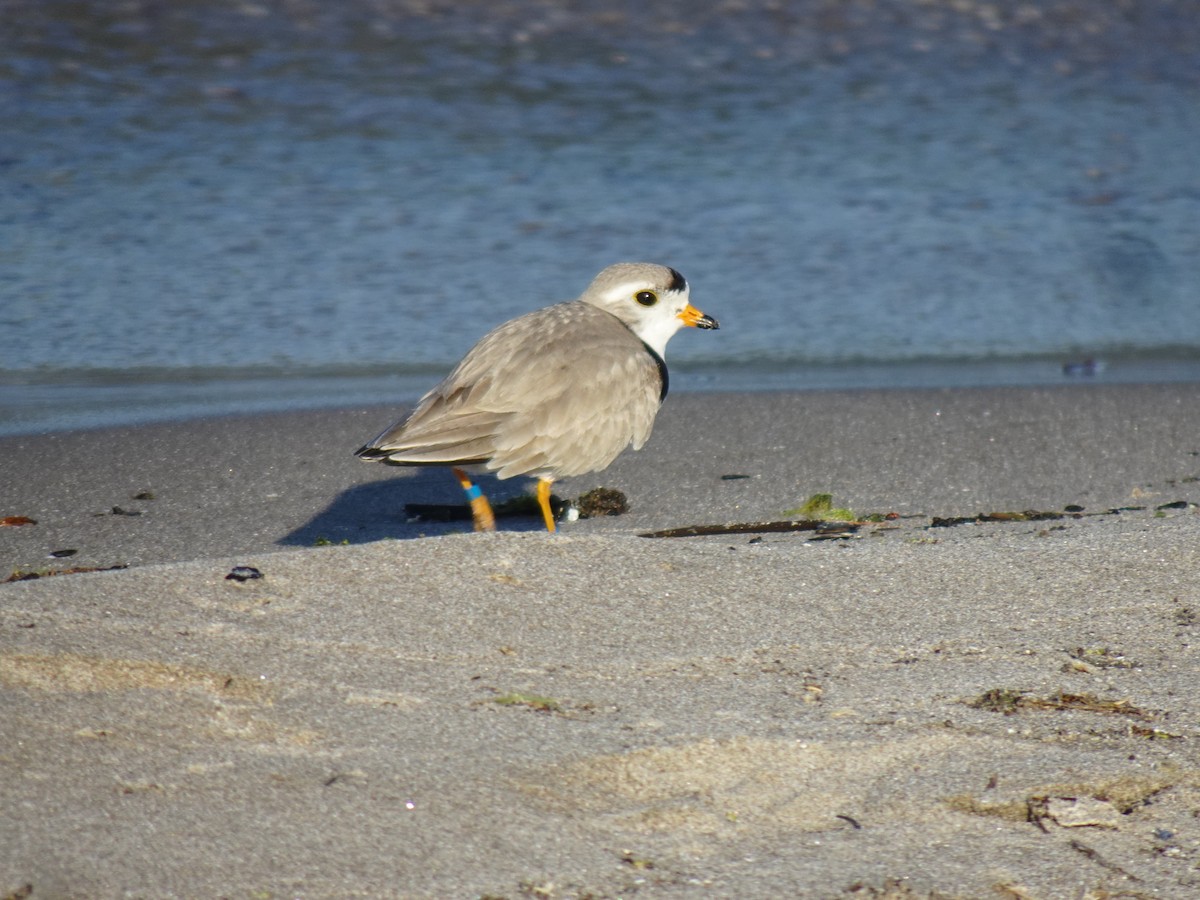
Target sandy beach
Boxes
[2,384,1199,897]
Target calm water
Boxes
[2,2,1199,435]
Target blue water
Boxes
[2,2,1199,436]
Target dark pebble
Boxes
[225,565,264,582]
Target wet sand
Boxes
[2,385,1200,897]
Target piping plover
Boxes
[355,262,718,531]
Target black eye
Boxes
[635,290,658,307]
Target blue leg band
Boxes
[463,484,482,501]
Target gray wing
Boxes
[357,302,664,480]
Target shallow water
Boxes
[2,2,1198,435]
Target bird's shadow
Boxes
[279,468,546,546]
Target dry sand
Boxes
[2,385,1199,898]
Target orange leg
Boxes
[537,478,556,533]
[452,467,495,532]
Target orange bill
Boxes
[677,304,719,330]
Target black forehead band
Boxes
[666,268,687,292]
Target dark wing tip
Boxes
[355,445,386,460]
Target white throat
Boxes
[634,312,685,359]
